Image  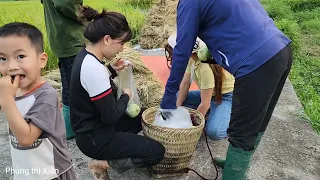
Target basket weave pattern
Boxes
[141,107,205,178]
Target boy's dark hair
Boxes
[81,6,132,43]
[0,22,44,53]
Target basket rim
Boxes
[141,106,205,131]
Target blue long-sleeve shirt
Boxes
[160,0,291,109]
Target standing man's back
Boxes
[42,0,85,140]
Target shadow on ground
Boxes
[0,75,319,179]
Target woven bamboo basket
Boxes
[141,106,205,178]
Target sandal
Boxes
[88,159,110,180]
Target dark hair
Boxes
[164,40,173,68]
[164,41,225,104]
[0,22,44,53]
[81,6,132,43]
[209,64,224,105]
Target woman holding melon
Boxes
[164,33,235,140]
[69,6,165,179]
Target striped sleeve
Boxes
[80,55,113,100]
[90,89,112,101]
[80,55,129,124]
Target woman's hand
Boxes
[110,58,131,71]
[122,88,132,99]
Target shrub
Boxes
[294,7,320,23]
[284,0,320,12]
[123,0,154,9]
[275,19,301,53]
[261,0,294,21]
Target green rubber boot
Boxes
[213,158,226,168]
[221,144,254,180]
[62,104,75,140]
[214,132,264,169]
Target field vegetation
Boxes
[0,0,319,133]
[261,0,320,133]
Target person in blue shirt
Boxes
[160,0,293,179]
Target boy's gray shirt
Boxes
[8,82,73,180]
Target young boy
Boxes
[0,22,76,180]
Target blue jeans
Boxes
[181,90,233,140]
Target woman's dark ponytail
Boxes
[80,6,132,44]
[81,6,107,21]
[81,6,99,21]
[209,64,224,105]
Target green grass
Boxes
[0,0,147,72]
[122,0,154,9]
[0,0,319,133]
[262,0,320,133]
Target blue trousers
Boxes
[182,90,233,140]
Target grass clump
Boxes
[0,0,147,72]
[262,0,320,133]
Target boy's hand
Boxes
[0,75,19,105]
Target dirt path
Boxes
[0,53,319,179]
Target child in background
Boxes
[164,33,235,140]
[0,22,76,180]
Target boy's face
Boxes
[0,36,47,90]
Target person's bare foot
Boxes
[88,159,110,180]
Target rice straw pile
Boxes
[43,47,164,108]
[139,0,178,49]
[42,69,62,102]
[109,46,164,108]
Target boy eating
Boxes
[0,22,76,180]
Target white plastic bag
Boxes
[153,107,193,129]
[117,60,142,118]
